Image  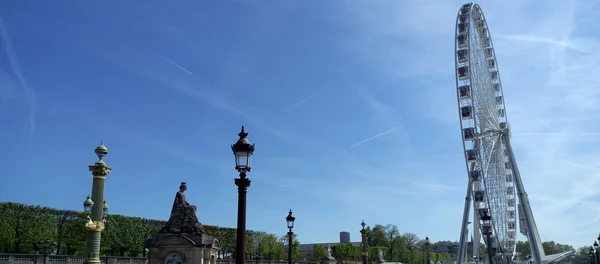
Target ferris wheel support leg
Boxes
[503,134,545,264]
[473,192,481,261]
[458,180,474,264]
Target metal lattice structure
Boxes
[453,3,545,264]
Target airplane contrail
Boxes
[148,49,194,75]
[284,94,317,111]
[145,173,161,182]
[0,16,37,134]
[349,125,403,148]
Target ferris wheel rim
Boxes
[454,2,517,254]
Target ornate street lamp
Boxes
[83,195,94,213]
[231,126,255,264]
[36,240,56,264]
[286,210,296,264]
[425,236,431,264]
[360,220,368,264]
[594,240,600,264]
[103,200,109,217]
[84,141,111,264]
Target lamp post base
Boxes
[83,259,102,264]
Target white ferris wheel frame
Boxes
[453,3,545,264]
[454,2,515,251]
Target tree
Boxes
[60,215,86,255]
[218,228,236,259]
[0,201,580,263]
[311,244,326,261]
[252,231,268,259]
[334,243,361,263]
[573,246,594,263]
[279,233,302,261]
[384,224,401,261]
[370,225,389,247]
[515,241,531,261]
[402,233,420,264]
[260,233,283,260]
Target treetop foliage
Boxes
[0,203,577,263]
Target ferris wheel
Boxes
[454,2,521,263]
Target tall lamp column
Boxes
[424,236,431,264]
[83,141,111,264]
[232,126,255,264]
[360,221,368,264]
[286,210,296,264]
[595,236,600,264]
[36,240,56,264]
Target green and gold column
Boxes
[83,141,111,264]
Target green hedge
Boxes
[0,202,255,257]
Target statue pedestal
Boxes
[145,232,220,264]
[321,257,336,264]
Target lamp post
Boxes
[424,236,431,264]
[286,210,296,264]
[594,240,600,264]
[232,126,255,264]
[83,141,111,264]
[36,240,56,264]
[360,220,368,264]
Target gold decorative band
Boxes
[85,216,105,232]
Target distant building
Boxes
[433,240,473,257]
[298,231,360,254]
[433,240,460,255]
[339,232,351,243]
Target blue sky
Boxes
[0,0,599,249]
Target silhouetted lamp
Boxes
[286,210,295,264]
[231,126,255,172]
[286,209,295,230]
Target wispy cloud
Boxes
[349,125,403,148]
[555,159,600,171]
[497,34,590,53]
[146,173,161,183]
[513,132,600,137]
[148,48,194,75]
[283,93,317,111]
[0,16,37,134]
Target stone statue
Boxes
[377,249,385,262]
[326,244,333,258]
[160,182,205,234]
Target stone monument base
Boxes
[145,232,220,264]
[321,258,336,264]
